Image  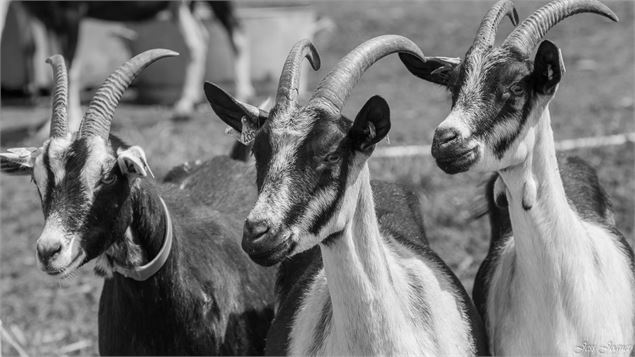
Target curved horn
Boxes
[274,39,321,113]
[502,0,618,56]
[79,49,179,139]
[471,0,519,52]
[309,35,424,114]
[46,55,69,138]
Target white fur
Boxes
[436,109,473,139]
[36,213,84,276]
[485,109,635,355]
[288,165,475,356]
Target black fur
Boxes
[37,133,276,355]
[21,1,238,66]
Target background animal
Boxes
[0,50,274,355]
[0,0,253,134]
[0,2,631,354]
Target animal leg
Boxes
[173,2,207,120]
[0,0,10,39]
[229,26,254,101]
[210,1,254,101]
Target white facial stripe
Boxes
[250,175,292,223]
[81,136,112,199]
[438,110,473,138]
[464,53,484,95]
[47,137,72,185]
[250,129,306,222]
[33,148,48,197]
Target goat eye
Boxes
[101,172,117,185]
[509,84,524,96]
[323,153,341,164]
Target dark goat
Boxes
[205,36,488,355]
[403,0,635,354]
[1,0,253,131]
[0,50,274,355]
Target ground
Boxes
[1,1,633,355]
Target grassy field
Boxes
[1,1,633,355]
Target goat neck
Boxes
[491,107,635,354]
[96,179,173,281]
[290,164,474,356]
[497,106,577,251]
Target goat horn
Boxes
[79,49,178,139]
[502,0,617,56]
[309,35,424,114]
[46,55,69,138]
[471,0,519,52]
[274,39,321,113]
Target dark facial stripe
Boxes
[308,154,349,235]
[42,141,55,214]
[308,295,332,355]
[253,127,273,191]
[491,91,536,159]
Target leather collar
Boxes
[113,197,173,281]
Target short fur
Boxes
[13,132,276,355]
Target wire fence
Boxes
[374,132,635,159]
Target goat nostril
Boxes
[436,128,460,145]
[37,241,62,262]
[244,219,270,240]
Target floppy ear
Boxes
[399,53,461,86]
[117,146,154,179]
[204,82,269,133]
[532,40,565,95]
[0,147,40,176]
[349,96,391,152]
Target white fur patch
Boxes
[486,115,635,355]
[288,166,475,356]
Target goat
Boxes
[0,50,274,355]
[401,0,635,354]
[204,36,488,356]
[1,0,253,134]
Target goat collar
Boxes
[113,197,173,281]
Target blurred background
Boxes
[1,1,633,355]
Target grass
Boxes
[1,1,633,355]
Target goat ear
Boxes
[349,96,390,152]
[0,147,40,176]
[532,40,565,95]
[204,82,268,133]
[117,146,154,179]
[399,53,460,86]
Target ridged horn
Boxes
[46,55,69,138]
[309,35,424,114]
[502,0,618,56]
[79,49,179,139]
[471,0,519,52]
[274,39,321,113]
